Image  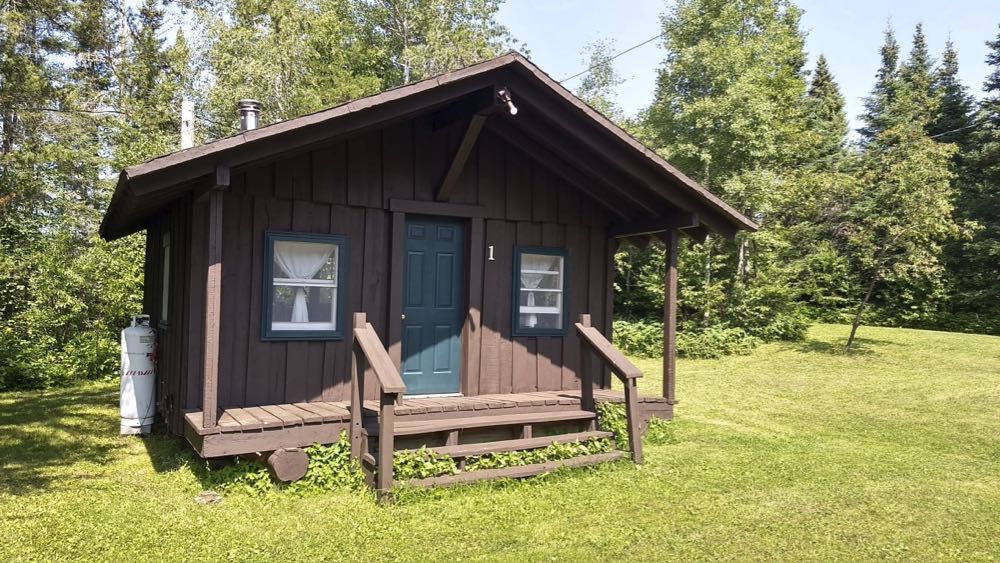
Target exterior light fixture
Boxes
[498,88,518,115]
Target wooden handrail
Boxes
[576,314,643,464]
[575,324,642,379]
[354,322,406,393]
[349,312,405,500]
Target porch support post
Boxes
[578,314,595,412]
[202,165,229,429]
[663,229,679,403]
[350,312,367,461]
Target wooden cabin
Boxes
[100,53,756,492]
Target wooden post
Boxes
[350,312,367,460]
[377,392,395,500]
[578,314,594,412]
[387,213,405,371]
[201,166,229,429]
[663,229,678,403]
[623,377,643,464]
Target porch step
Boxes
[364,409,596,437]
[397,430,613,458]
[397,451,625,489]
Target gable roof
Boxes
[100,52,757,241]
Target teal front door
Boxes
[401,218,465,395]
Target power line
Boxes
[928,116,989,139]
[558,32,666,84]
[10,107,126,115]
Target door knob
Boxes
[401,314,406,320]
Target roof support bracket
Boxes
[436,115,488,202]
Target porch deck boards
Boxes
[187,389,669,435]
[183,389,672,457]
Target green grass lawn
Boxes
[2,324,999,562]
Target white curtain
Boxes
[274,241,335,322]
[520,254,557,327]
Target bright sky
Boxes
[498,0,999,129]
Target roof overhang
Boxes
[100,52,757,241]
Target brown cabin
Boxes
[100,53,756,492]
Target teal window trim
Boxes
[512,245,570,337]
[262,231,349,341]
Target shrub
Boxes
[393,447,458,480]
[204,458,275,497]
[288,433,365,493]
[464,438,613,472]
[203,432,364,497]
[597,402,676,448]
[0,231,144,390]
[612,319,663,358]
[677,326,760,359]
[613,318,764,360]
[596,402,629,450]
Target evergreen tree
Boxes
[899,23,939,127]
[844,78,959,348]
[930,39,976,143]
[110,0,192,168]
[859,24,900,144]
[804,54,849,161]
[947,25,1000,329]
[1,1,145,389]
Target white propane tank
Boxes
[120,315,156,435]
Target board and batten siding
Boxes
[154,118,614,431]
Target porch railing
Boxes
[350,312,406,498]
[576,314,644,463]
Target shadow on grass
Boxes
[0,387,124,494]
[140,427,242,490]
[0,385,220,495]
[782,335,897,356]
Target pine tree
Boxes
[110,0,191,168]
[844,78,959,348]
[859,24,900,144]
[805,54,848,160]
[930,39,976,143]
[947,25,1000,325]
[899,23,939,127]
[1,1,145,389]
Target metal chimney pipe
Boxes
[237,99,261,131]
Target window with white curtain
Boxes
[263,232,348,340]
[513,247,569,335]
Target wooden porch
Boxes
[183,312,669,497]
[183,388,671,459]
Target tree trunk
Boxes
[703,236,712,322]
[846,276,879,351]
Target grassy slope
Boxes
[1,324,998,562]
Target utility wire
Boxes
[9,107,126,115]
[928,116,989,139]
[558,31,666,83]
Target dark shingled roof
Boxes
[100,52,757,240]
